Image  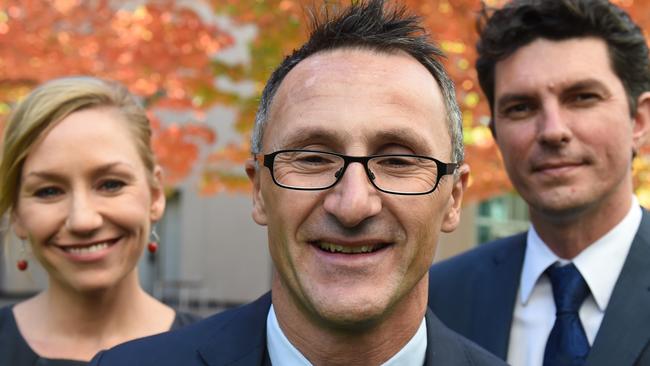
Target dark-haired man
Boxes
[428,0,650,365]
[90,1,505,365]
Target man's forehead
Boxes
[276,47,435,98]
[494,37,617,96]
[268,48,444,119]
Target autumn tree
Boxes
[4,0,650,204]
[0,0,231,186]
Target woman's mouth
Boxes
[62,242,112,254]
[55,238,120,260]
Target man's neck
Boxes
[271,276,428,366]
[530,194,634,259]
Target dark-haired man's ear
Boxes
[632,92,650,156]
[489,118,497,140]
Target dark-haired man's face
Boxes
[246,48,467,331]
[492,37,649,224]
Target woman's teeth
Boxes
[64,242,110,254]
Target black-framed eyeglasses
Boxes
[258,149,458,195]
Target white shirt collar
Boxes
[267,304,311,366]
[381,316,427,366]
[266,304,427,366]
[520,196,642,310]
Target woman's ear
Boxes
[150,166,166,222]
[11,211,28,240]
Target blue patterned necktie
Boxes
[543,263,591,366]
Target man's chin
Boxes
[529,195,594,221]
[307,293,395,332]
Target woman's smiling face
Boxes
[12,107,165,293]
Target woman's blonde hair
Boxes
[0,76,156,218]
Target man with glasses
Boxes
[91,0,505,365]
[428,0,650,365]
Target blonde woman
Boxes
[0,76,198,365]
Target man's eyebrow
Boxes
[497,78,611,108]
[562,79,609,94]
[372,128,434,155]
[275,127,346,150]
[271,126,442,156]
[495,93,535,109]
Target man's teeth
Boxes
[64,242,110,254]
[319,243,377,254]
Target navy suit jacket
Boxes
[91,292,506,365]
[428,209,650,365]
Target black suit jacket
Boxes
[91,292,506,365]
[428,209,650,365]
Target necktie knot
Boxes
[546,263,590,314]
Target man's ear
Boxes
[245,158,268,226]
[441,163,470,233]
[489,118,497,140]
[632,92,650,153]
[149,166,166,222]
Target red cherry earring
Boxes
[17,259,28,271]
[17,240,28,271]
[147,227,159,254]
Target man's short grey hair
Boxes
[251,0,463,165]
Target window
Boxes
[476,193,530,243]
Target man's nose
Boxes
[537,102,573,146]
[322,162,382,227]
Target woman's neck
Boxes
[14,269,174,361]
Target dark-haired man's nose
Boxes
[537,102,573,147]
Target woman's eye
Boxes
[34,187,63,199]
[99,179,126,192]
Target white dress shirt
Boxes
[506,197,642,366]
[267,304,427,366]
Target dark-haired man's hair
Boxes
[252,0,464,164]
[476,0,650,118]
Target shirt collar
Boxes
[266,304,427,366]
[520,227,558,304]
[381,316,427,366]
[573,197,641,310]
[267,304,312,366]
[520,196,641,310]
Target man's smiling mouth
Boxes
[314,242,391,254]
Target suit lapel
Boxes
[470,234,526,358]
[586,210,650,366]
[197,293,272,366]
[424,308,461,365]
